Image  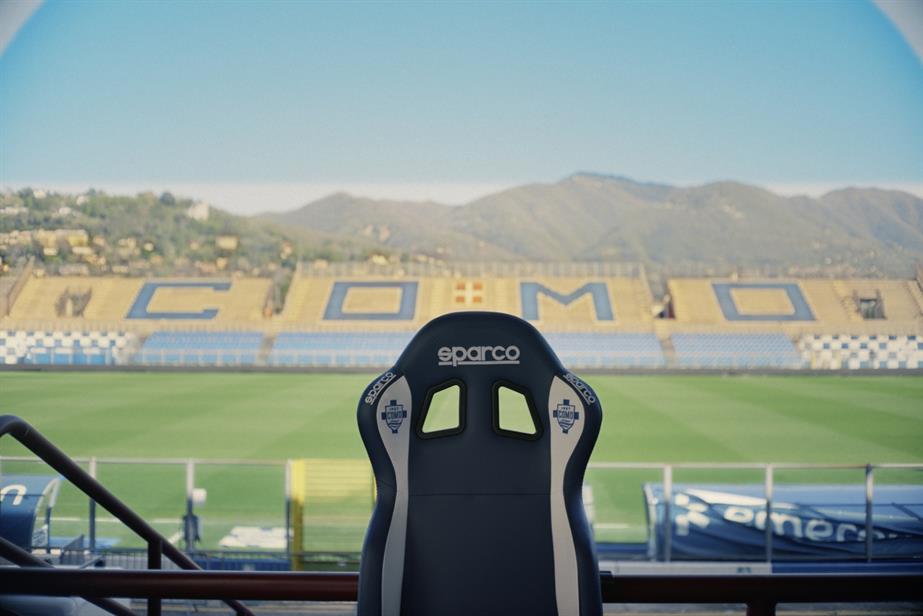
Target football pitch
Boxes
[1,372,921,552]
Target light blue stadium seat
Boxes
[9,332,126,367]
[137,332,263,366]
[268,332,413,368]
[544,333,666,369]
[671,333,800,368]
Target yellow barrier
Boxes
[289,459,306,571]
[289,458,375,568]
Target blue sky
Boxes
[1,0,921,212]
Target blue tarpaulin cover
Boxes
[644,483,923,561]
[0,475,60,549]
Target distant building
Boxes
[35,229,89,249]
[186,202,210,221]
[216,235,239,251]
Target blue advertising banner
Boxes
[0,475,60,549]
[645,483,923,561]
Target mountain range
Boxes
[259,173,923,277]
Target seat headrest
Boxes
[392,310,562,385]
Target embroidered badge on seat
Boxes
[553,399,579,434]
[381,400,407,434]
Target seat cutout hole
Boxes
[422,384,461,434]
[497,386,537,435]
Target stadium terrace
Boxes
[1,261,921,370]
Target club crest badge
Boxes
[553,399,579,434]
[381,400,407,434]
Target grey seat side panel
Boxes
[356,371,403,616]
[356,484,395,615]
[562,374,604,616]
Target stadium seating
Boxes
[267,331,666,369]
[799,334,922,369]
[136,331,264,366]
[268,332,414,367]
[8,277,145,321]
[544,333,665,368]
[7,277,270,323]
[3,268,920,370]
[0,330,138,366]
[669,278,923,325]
[669,279,819,324]
[831,280,923,322]
[280,275,654,328]
[671,333,801,368]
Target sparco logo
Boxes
[564,372,596,404]
[437,345,521,367]
[364,371,396,405]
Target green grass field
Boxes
[1,372,921,552]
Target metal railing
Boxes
[0,415,253,616]
[0,535,132,616]
[1,568,920,616]
[1,422,921,615]
[298,260,646,278]
[3,453,921,565]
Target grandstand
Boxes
[136,331,263,366]
[667,277,923,327]
[671,333,801,369]
[280,274,654,329]
[9,276,145,322]
[268,332,413,368]
[544,333,665,368]
[7,276,272,327]
[0,329,137,366]
[799,334,922,369]
[0,263,921,369]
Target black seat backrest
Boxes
[357,311,602,616]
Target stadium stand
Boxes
[280,274,654,329]
[268,332,414,367]
[669,279,818,324]
[266,331,666,369]
[799,334,922,369]
[833,280,923,322]
[0,330,138,365]
[668,278,923,326]
[1,264,920,370]
[9,276,144,321]
[7,276,271,324]
[136,331,263,366]
[671,333,801,368]
[544,333,665,368]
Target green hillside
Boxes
[4,173,923,278]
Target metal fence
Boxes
[298,260,646,278]
[3,455,920,567]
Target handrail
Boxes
[0,569,920,616]
[0,536,132,616]
[0,415,253,616]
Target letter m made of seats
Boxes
[519,282,614,321]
